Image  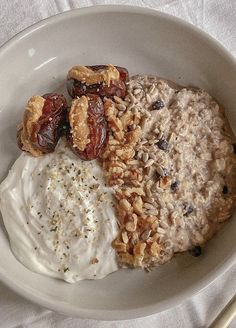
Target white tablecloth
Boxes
[0,1,236,327]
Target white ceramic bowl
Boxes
[0,5,236,320]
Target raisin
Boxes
[171,180,179,192]
[183,204,194,216]
[223,185,228,194]
[151,100,165,110]
[189,246,202,257]
[157,139,168,151]
[232,143,236,154]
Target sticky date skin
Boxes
[67,94,107,161]
[67,65,129,99]
[36,93,68,152]
[18,93,68,154]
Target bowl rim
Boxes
[0,4,236,320]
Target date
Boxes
[67,94,107,160]
[17,93,68,156]
[67,64,129,99]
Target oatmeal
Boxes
[2,63,236,282]
[102,75,236,268]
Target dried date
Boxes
[67,64,129,99]
[17,93,68,156]
[67,94,107,160]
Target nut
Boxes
[125,214,138,232]
[112,240,127,253]
[150,242,160,256]
[133,242,146,256]
[119,199,132,212]
[121,231,129,244]
[67,94,107,160]
[68,64,120,86]
[68,96,90,151]
[132,196,143,215]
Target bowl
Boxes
[0,5,236,320]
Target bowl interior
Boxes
[0,6,236,320]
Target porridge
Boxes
[0,64,236,281]
[102,74,236,268]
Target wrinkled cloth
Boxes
[0,1,236,327]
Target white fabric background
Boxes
[0,1,236,327]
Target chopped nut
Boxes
[131,231,139,244]
[121,231,129,244]
[119,253,134,266]
[69,97,90,151]
[132,196,143,215]
[125,213,138,232]
[134,255,144,267]
[119,187,145,197]
[120,111,134,130]
[126,127,141,145]
[147,233,159,243]
[159,176,171,189]
[125,221,136,232]
[133,242,146,256]
[115,146,135,161]
[150,242,160,256]
[119,199,132,212]
[112,240,127,253]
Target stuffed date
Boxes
[17,93,68,156]
[67,64,129,99]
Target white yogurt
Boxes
[0,139,118,283]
